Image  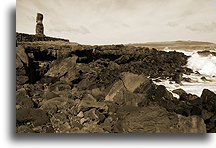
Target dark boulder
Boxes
[16,88,34,109]
[201,89,215,112]
[16,108,49,126]
[200,89,216,133]
[121,105,206,133]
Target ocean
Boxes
[154,48,216,98]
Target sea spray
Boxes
[157,48,216,97]
[187,52,216,77]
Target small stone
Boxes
[80,118,88,124]
[77,111,84,118]
[32,126,43,133]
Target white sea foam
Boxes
[154,74,216,97]
[157,48,216,97]
[187,52,216,76]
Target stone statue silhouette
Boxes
[35,13,44,36]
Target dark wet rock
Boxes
[153,79,162,82]
[182,77,192,82]
[173,71,183,84]
[148,86,203,117]
[16,108,49,126]
[121,105,206,133]
[179,93,199,101]
[201,89,215,112]
[172,88,187,96]
[202,109,214,121]
[197,50,215,57]
[206,116,215,133]
[153,85,174,101]
[201,77,208,81]
[200,89,216,133]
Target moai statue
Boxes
[35,13,44,36]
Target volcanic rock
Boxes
[200,89,216,132]
[16,88,34,109]
[201,89,215,112]
[121,105,206,133]
[16,108,49,126]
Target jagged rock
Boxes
[45,56,78,80]
[183,77,192,82]
[83,108,99,121]
[101,116,114,132]
[105,72,152,105]
[201,77,208,81]
[77,111,84,118]
[16,39,210,133]
[202,109,214,120]
[16,108,49,126]
[16,88,34,109]
[17,125,34,133]
[197,50,215,57]
[153,85,174,101]
[91,88,105,101]
[16,46,29,84]
[16,46,29,67]
[201,89,215,112]
[105,80,126,102]
[82,121,105,133]
[177,115,206,133]
[120,72,150,93]
[172,88,187,96]
[200,89,216,133]
[121,105,206,133]
[40,97,75,114]
[77,95,108,112]
[16,76,29,85]
[42,91,60,100]
[49,81,71,91]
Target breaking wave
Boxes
[187,52,216,77]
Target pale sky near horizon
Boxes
[16,0,216,45]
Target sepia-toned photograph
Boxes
[16,0,215,133]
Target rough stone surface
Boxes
[121,106,206,133]
[16,108,49,126]
[16,36,214,133]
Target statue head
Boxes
[36,13,43,24]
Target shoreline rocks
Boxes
[16,40,215,133]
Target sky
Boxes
[16,0,216,45]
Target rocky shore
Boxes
[16,39,215,133]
